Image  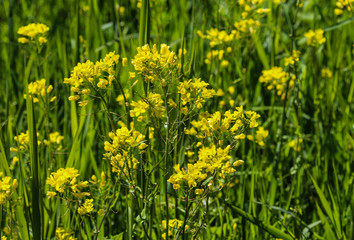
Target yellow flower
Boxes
[304,29,326,46]
[334,0,354,15]
[104,126,145,175]
[130,92,165,121]
[122,57,128,66]
[98,209,105,216]
[234,133,245,140]
[18,23,49,45]
[132,44,177,83]
[78,199,94,215]
[129,72,136,80]
[178,78,215,109]
[233,160,244,167]
[24,79,56,103]
[247,127,269,146]
[0,173,17,205]
[18,37,29,44]
[284,50,301,66]
[198,28,236,47]
[234,19,260,34]
[46,168,89,198]
[195,188,203,195]
[289,138,303,151]
[56,228,77,240]
[259,67,295,99]
[64,52,120,103]
[168,99,177,108]
[47,191,57,198]
[221,60,229,67]
[321,68,333,79]
[68,95,80,101]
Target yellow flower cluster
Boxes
[204,49,232,67]
[237,0,270,18]
[43,132,64,151]
[18,23,49,45]
[78,199,94,215]
[321,68,333,79]
[130,92,165,121]
[284,50,301,66]
[131,44,177,83]
[234,19,261,35]
[168,144,242,190]
[185,106,260,139]
[64,51,120,105]
[11,131,63,153]
[288,138,303,152]
[178,78,216,111]
[334,0,354,15]
[90,171,107,189]
[247,126,269,146]
[197,29,237,48]
[10,131,41,152]
[273,0,286,4]
[259,67,296,99]
[161,219,189,239]
[234,0,269,35]
[56,228,77,240]
[24,79,56,103]
[46,168,89,199]
[103,125,146,175]
[0,173,17,205]
[304,29,326,46]
[198,0,268,60]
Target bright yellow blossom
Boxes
[104,126,145,175]
[24,78,56,103]
[0,173,17,205]
[78,199,94,215]
[197,28,237,47]
[17,23,49,45]
[56,228,77,240]
[132,44,177,83]
[321,68,333,78]
[64,51,120,102]
[304,29,326,46]
[334,0,354,15]
[43,132,64,150]
[161,219,189,239]
[259,67,296,99]
[247,126,269,146]
[284,50,301,66]
[46,168,89,198]
[130,92,165,121]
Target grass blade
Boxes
[226,203,294,240]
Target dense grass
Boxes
[0,0,353,239]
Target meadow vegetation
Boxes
[0,0,353,239]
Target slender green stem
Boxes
[90,82,115,131]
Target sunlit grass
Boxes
[0,0,353,239]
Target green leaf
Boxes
[226,203,294,240]
[111,232,124,240]
[323,17,354,32]
[316,202,336,239]
[252,33,270,69]
[309,174,335,227]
